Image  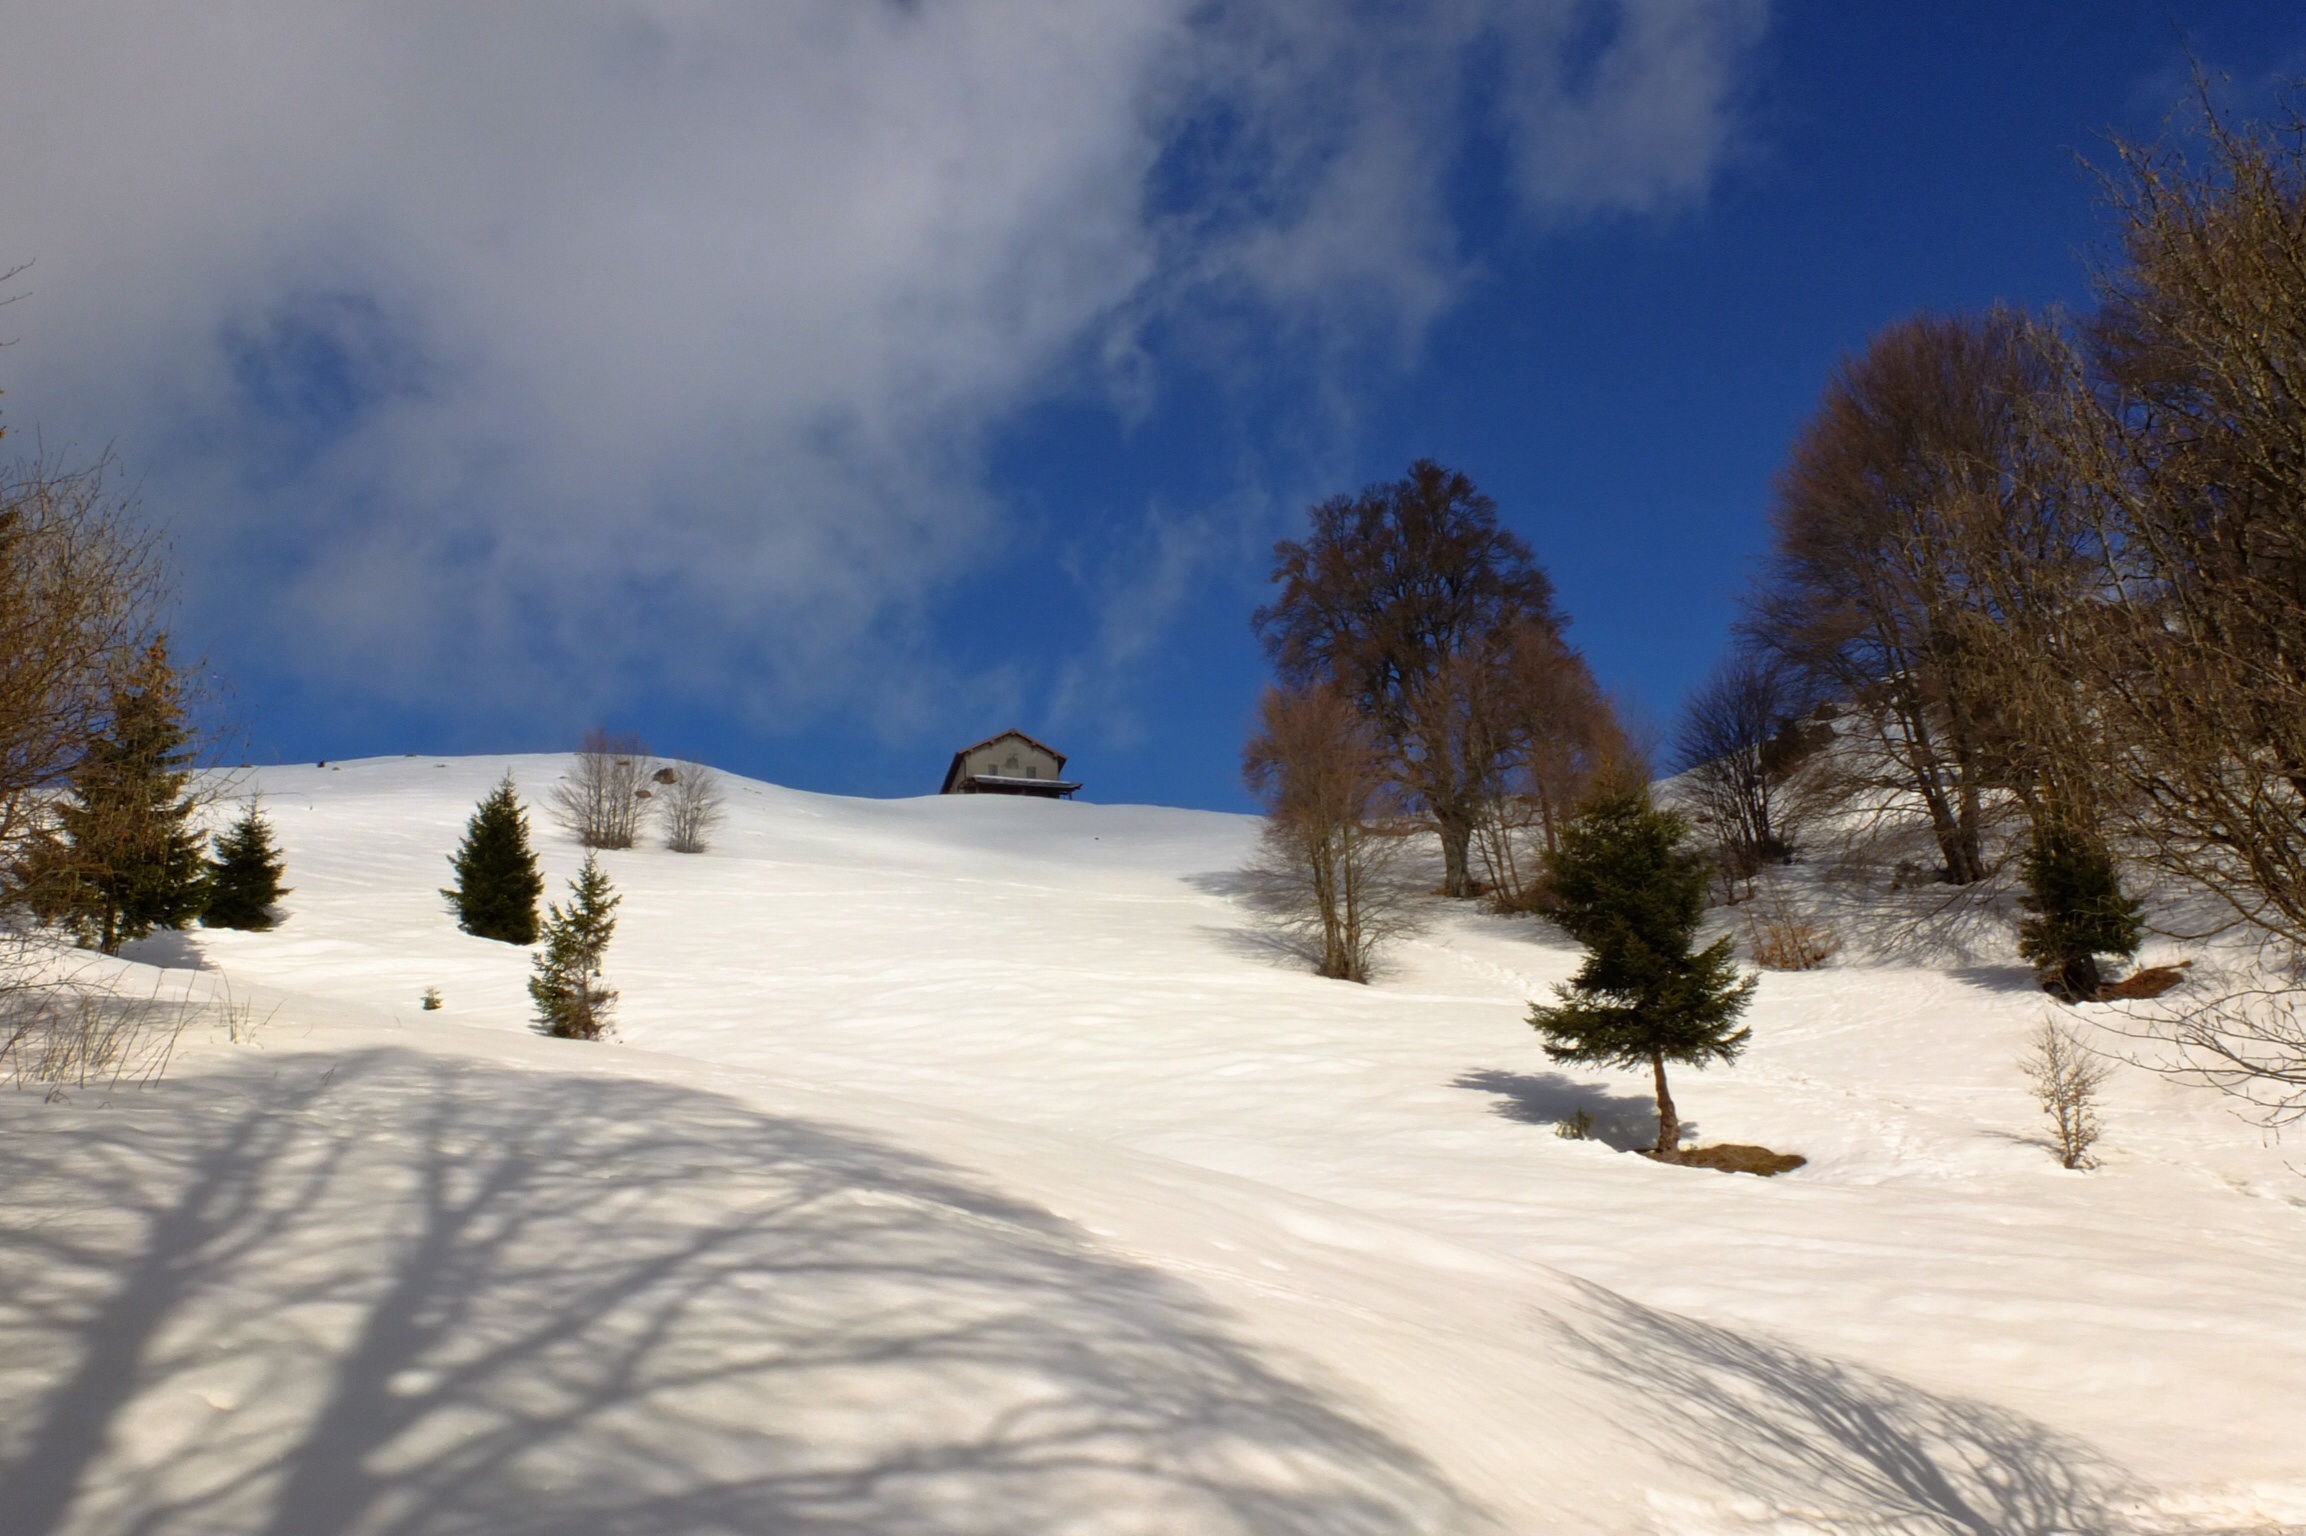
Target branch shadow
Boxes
[0,1048,1475,1535]
[1449,1070,1662,1152]
[1546,1278,2146,1535]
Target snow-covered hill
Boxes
[4,754,2302,1534]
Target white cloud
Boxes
[0,0,1765,735]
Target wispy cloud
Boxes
[0,1,1766,741]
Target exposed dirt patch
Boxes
[1647,1143,1808,1177]
[2096,962,2190,1002]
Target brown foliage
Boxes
[1255,460,1563,899]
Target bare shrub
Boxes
[661,760,724,854]
[549,729,655,849]
[0,939,192,1094]
[1242,684,1418,982]
[2021,1020,2112,1169]
[2138,978,2306,1126]
[1746,900,1841,971]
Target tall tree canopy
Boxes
[1749,308,2078,885]
[1254,459,1563,898]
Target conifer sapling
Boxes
[2017,825,2143,1003]
[203,800,289,930]
[36,638,210,953]
[444,773,545,945]
[529,853,620,1040]
[1527,788,1757,1157]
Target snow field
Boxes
[5,753,2303,1533]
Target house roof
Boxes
[940,729,1069,794]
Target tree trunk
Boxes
[1650,1050,1680,1157]
[1437,814,1476,898]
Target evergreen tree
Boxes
[443,773,544,944]
[2018,825,2143,1002]
[39,639,209,953]
[202,800,289,930]
[1528,788,1757,1156]
[528,853,619,1039]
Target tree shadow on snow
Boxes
[1946,963,2051,998]
[0,1049,1474,1536]
[1547,1278,2147,1536]
[1450,1069,1662,1152]
[115,929,212,971]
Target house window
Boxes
[1026,765,1038,779]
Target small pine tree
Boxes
[202,800,289,930]
[443,773,545,944]
[38,639,210,953]
[528,853,620,1039]
[1528,788,1758,1157]
[2017,825,2144,1002]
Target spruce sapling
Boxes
[443,773,545,944]
[203,800,289,930]
[529,853,620,1039]
[1528,788,1757,1157]
[2017,825,2143,1002]
[36,639,210,952]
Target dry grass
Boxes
[1,982,189,1093]
[1650,1143,1809,1177]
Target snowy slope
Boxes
[4,753,2303,1534]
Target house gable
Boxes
[939,730,1079,797]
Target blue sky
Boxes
[4,3,2303,809]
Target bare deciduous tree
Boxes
[0,452,166,910]
[660,760,724,854]
[1241,685,1417,982]
[1255,461,1564,899]
[549,729,655,850]
[1468,625,1637,911]
[2021,1019,2111,1169]
[2042,98,2306,951]
[1748,310,2072,887]
[1673,653,1809,900]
